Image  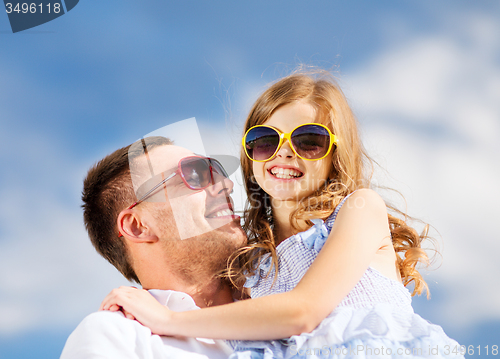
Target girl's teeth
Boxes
[270,167,302,179]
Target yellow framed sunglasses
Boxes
[242,123,338,162]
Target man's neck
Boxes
[141,270,235,308]
[185,277,235,308]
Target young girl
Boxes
[101,70,463,358]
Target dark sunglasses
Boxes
[242,123,338,162]
[127,156,229,210]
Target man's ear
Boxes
[117,209,158,243]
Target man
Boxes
[61,135,246,358]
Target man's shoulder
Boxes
[66,310,148,340]
[61,310,233,359]
[76,310,138,333]
[60,311,149,359]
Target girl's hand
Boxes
[100,286,173,336]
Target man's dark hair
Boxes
[81,136,173,283]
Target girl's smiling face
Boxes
[252,100,333,205]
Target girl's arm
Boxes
[101,189,391,340]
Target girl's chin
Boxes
[266,190,312,203]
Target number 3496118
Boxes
[445,345,498,356]
[5,3,61,14]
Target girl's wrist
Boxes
[156,306,176,336]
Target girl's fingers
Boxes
[102,302,136,321]
[100,295,116,311]
[99,286,137,311]
[123,310,136,320]
[98,286,161,326]
[108,304,120,312]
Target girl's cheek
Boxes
[252,162,263,177]
[252,163,266,188]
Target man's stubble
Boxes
[154,206,247,286]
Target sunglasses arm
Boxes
[129,172,178,209]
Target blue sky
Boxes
[1,1,499,358]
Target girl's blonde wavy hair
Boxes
[227,69,431,297]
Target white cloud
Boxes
[345,12,500,143]
[344,12,500,326]
[0,132,131,335]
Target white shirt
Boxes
[60,290,233,359]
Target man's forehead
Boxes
[132,144,195,184]
[150,145,194,171]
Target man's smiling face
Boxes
[132,144,242,241]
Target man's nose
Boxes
[205,172,234,198]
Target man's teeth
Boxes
[208,209,234,218]
[270,167,303,179]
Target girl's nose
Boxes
[276,139,295,159]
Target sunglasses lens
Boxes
[209,158,229,178]
[180,157,212,189]
[291,125,331,159]
[180,157,229,189]
[245,127,280,161]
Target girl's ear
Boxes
[117,209,158,243]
